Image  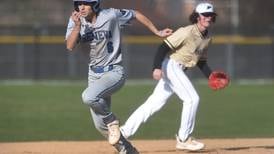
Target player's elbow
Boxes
[66,41,74,51]
[134,10,140,15]
[66,45,73,51]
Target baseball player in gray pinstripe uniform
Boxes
[65,0,172,153]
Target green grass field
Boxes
[1,80,274,142]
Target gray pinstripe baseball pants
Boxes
[82,64,125,137]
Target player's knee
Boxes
[185,94,199,105]
[82,91,110,115]
[81,90,98,106]
[192,94,200,103]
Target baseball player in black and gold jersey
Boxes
[121,2,217,151]
[65,0,172,153]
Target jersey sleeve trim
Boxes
[164,39,175,50]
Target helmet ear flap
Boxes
[91,0,100,13]
[74,2,79,12]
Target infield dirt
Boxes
[1,138,274,154]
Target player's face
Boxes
[198,13,216,29]
[77,3,93,17]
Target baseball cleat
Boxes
[176,135,205,151]
[119,147,139,154]
[107,120,121,145]
[113,134,139,154]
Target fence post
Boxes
[67,52,77,78]
[33,24,41,80]
[271,25,274,79]
[226,0,239,80]
[15,42,25,78]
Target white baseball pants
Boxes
[121,58,200,141]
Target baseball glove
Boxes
[208,71,229,90]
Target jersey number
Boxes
[107,41,114,53]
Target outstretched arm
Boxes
[135,10,172,37]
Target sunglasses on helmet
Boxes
[201,12,216,17]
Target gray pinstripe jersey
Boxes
[65,8,135,67]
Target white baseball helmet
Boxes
[195,2,215,14]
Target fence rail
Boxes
[0,35,273,45]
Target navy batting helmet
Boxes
[73,0,100,13]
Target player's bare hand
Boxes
[152,69,163,80]
[71,11,81,26]
[157,28,173,38]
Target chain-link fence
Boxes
[0,0,273,80]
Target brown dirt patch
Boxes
[1,138,274,154]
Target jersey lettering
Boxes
[107,41,114,53]
[81,29,112,42]
[93,31,112,40]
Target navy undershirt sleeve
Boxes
[197,60,212,78]
[153,42,171,70]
